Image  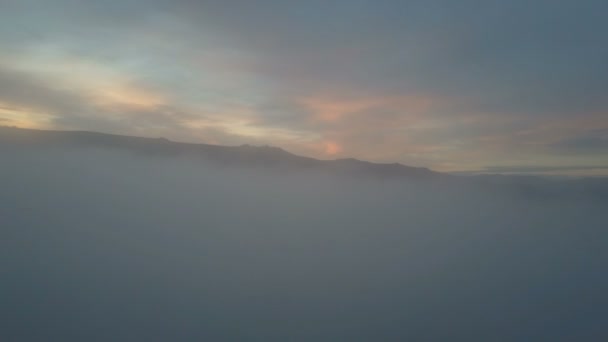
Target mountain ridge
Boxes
[0,126,439,179]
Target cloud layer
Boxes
[2,143,608,340]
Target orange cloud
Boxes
[300,97,379,122]
[286,92,460,164]
[93,84,165,110]
[299,94,435,124]
[0,102,54,129]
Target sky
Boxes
[1,0,607,174]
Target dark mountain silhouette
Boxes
[0,126,438,179]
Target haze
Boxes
[2,130,608,340]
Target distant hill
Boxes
[2,126,608,201]
[0,126,439,179]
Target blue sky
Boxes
[1,0,607,174]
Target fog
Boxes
[1,144,607,341]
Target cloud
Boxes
[170,0,608,115]
[5,0,607,117]
[0,64,83,115]
[552,129,608,153]
[0,56,263,143]
[1,142,608,340]
[482,165,608,174]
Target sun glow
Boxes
[324,141,343,155]
[0,102,54,129]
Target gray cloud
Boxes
[0,65,86,115]
[552,129,608,153]
[482,165,608,174]
[1,141,608,340]
[4,0,607,116]
[167,0,608,115]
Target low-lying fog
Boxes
[2,145,607,341]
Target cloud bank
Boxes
[1,142,607,340]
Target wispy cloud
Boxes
[552,129,608,153]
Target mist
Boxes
[1,143,607,341]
